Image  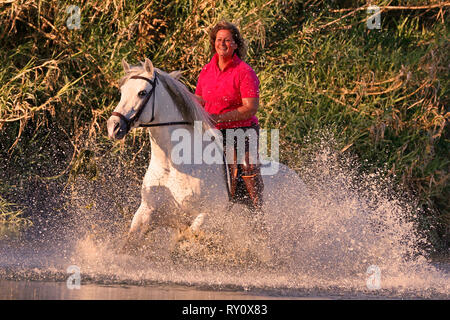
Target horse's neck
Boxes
[148,125,202,170]
[148,126,179,169]
[146,86,186,168]
[147,124,224,177]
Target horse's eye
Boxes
[138,90,147,97]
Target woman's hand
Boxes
[212,98,259,123]
[197,97,259,124]
[209,113,221,124]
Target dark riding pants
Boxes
[220,123,264,211]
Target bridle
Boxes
[111,73,191,131]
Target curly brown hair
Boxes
[209,21,247,59]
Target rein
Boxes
[112,73,191,130]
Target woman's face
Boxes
[215,29,237,59]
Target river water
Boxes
[1,144,449,300]
[0,279,309,300]
[0,237,448,300]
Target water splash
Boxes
[61,135,449,298]
[0,134,448,299]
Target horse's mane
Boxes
[119,63,213,130]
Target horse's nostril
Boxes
[114,122,120,132]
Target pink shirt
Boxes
[195,53,260,129]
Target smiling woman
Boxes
[195,21,264,213]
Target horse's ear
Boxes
[122,58,130,73]
[144,58,154,75]
[169,70,182,80]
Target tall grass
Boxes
[0,190,32,239]
[0,0,448,248]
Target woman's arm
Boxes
[212,97,259,123]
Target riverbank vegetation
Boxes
[0,0,448,249]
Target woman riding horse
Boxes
[195,21,264,212]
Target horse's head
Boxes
[107,58,156,140]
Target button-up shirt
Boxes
[195,53,260,129]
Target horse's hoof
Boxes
[177,228,204,242]
[177,228,193,242]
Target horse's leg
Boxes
[176,212,206,242]
[121,203,156,252]
[190,213,205,233]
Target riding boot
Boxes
[241,167,264,212]
[224,145,239,200]
[242,167,268,237]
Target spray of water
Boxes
[1,132,448,298]
[60,133,449,298]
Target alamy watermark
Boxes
[367,5,381,30]
[66,5,81,30]
[366,265,381,290]
[170,121,279,175]
[66,265,81,289]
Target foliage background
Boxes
[0,0,448,250]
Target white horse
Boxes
[107,58,308,251]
